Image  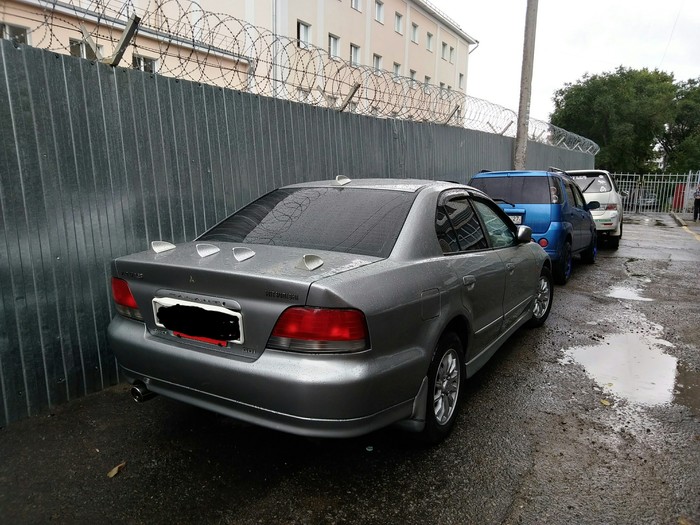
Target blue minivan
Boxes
[469,169,599,284]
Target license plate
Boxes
[152,297,244,345]
[509,215,522,225]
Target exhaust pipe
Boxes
[131,382,157,403]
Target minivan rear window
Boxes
[571,174,612,193]
[199,187,417,258]
[469,176,551,204]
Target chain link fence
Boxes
[11,0,599,153]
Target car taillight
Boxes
[111,277,143,320]
[605,203,619,211]
[538,238,549,248]
[268,307,369,353]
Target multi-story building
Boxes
[196,0,477,94]
[1,1,476,120]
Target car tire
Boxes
[526,266,553,328]
[581,233,597,264]
[420,332,463,445]
[554,241,572,285]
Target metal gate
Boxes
[614,172,700,214]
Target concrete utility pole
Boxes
[513,0,539,170]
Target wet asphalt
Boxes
[1,213,699,525]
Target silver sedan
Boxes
[108,178,553,443]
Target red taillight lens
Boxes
[111,277,143,320]
[605,203,619,211]
[538,238,549,248]
[268,307,368,353]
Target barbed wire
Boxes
[13,0,599,154]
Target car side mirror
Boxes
[586,201,600,211]
[517,225,532,243]
[620,190,629,197]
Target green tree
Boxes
[659,78,700,172]
[550,67,676,173]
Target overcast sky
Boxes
[430,0,700,121]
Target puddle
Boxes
[606,286,653,301]
[562,333,696,410]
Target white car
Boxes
[568,169,626,249]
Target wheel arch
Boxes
[438,315,470,360]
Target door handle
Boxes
[462,275,476,290]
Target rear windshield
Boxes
[571,174,612,193]
[199,187,417,258]
[469,176,552,204]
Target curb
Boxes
[670,212,687,227]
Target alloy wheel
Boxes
[433,349,461,426]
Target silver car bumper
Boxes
[591,210,621,233]
[108,316,424,437]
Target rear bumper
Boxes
[532,222,565,261]
[591,210,621,233]
[108,316,424,438]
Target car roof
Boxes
[566,169,611,176]
[284,177,488,197]
[471,170,553,178]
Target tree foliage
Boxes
[659,78,700,172]
[550,67,677,173]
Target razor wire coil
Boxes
[15,0,599,154]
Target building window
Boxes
[424,75,431,85]
[133,55,157,73]
[1,22,28,45]
[394,13,403,34]
[350,43,360,66]
[439,82,445,89]
[297,21,311,49]
[410,69,416,81]
[393,62,401,77]
[441,42,448,60]
[459,73,464,89]
[373,53,382,72]
[69,38,102,60]
[411,23,419,43]
[328,34,340,58]
[426,32,433,51]
[449,46,455,63]
[351,0,361,11]
[374,1,384,23]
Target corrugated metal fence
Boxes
[0,40,594,426]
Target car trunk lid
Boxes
[113,242,380,358]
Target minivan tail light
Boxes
[538,238,549,248]
[268,307,369,353]
[111,277,143,320]
[605,203,619,211]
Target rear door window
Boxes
[200,187,417,258]
[469,176,551,204]
[564,180,577,208]
[436,196,488,253]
